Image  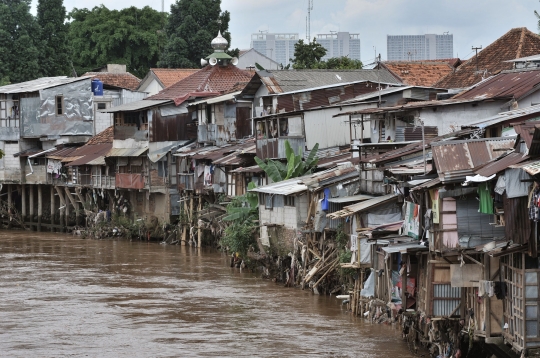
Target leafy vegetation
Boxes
[158,0,238,68]
[221,182,259,258]
[254,140,319,182]
[335,224,355,278]
[68,6,166,78]
[0,0,40,83]
[290,38,363,70]
[37,0,70,76]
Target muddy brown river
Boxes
[0,231,415,357]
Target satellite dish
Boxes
[231,57,239,66]
[200,58,208,67]
[209,58,218,66]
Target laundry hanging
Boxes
[478,182,493,214]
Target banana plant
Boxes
[254,140,319,183]
[222,182,259,222]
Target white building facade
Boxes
[316,32,361,61]
[387,34,453,61]
[250,33,299,67]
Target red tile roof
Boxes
[435,28,540,89]
[381,62,453,87]
[151,68,200,88]
[86,126,114,145]
[83,72,141,91]
[147,64,253,105]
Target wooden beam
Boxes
[463,253,484,267]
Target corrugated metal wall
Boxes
[433,284,461,316]
[456,195,505,238]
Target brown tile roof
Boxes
[419,58,462,68]
[147,64,253,105]
[86,126,114,145]
[381,62,453,86]
[83,72,141,91]
[435,27,540,89]
[151,68,200,88]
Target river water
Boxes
[0,231,415,357]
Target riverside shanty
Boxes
[4,28,540,357]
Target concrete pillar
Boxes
[37,185,42,232]
[21,184,26,223]
[50,186,55,232]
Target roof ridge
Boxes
[516,27,527,59]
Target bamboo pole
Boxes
[21,184,26,223]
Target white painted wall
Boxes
[304,103,376,149]
[138,79,163,97]
[259,204,298,230]
[0,142,22,181]
[238,49,280,71]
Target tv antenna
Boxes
[306,0,313,41]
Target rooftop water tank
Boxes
[91,78,103,96]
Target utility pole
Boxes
[472,46,482,73]
[306,0,313,41]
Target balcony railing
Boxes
[116,173,145,189]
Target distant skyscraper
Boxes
[250,33,299,67]
[316,32,361,61]
[387,34,453,61]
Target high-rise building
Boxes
[316,32,361,61]
[387,34,453,61]
[250,33,299,67]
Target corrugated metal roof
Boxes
[99,99,171,113]
[148,140,190,163]
[230,165,264,173]
[340,86,413,103]
[106,147,148,157]
[431,137,516,182]
[326,194,398,218]
[410,178,441,192]
[467,105,540,128]
[453,68,540,101]
[268,69,402,93]
[475,152,529,177]
[0,76,92,94]
[511,159,540,175]
[86,156,106,166]
[328,194,374,203]
[66,143,114,166]
[382,242,428,254]
[250,178,308,195]
[46,146,80,160]
[188,91,241,106]
[273,80,401,96]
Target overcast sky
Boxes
[32,0,540,63]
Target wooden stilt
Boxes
[7,184,12,229]
[197,195,202,248]
[21,184,26,223]
[29,185,34,229]
[37,185,42,232]
[55,186,66,230]
[50,186,55,232]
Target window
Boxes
[130,165,142,174]
[265,194,273,209]
[285,196,295,207]
[56,96,64,115]
[97,102,107,110]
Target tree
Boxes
[290,38,327,70]
[158,0,233,68]
[67,6,166,78]
[254,140,319,182]
[0,0,40,83]
[315,56,363,70]
[37,0,70,76]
